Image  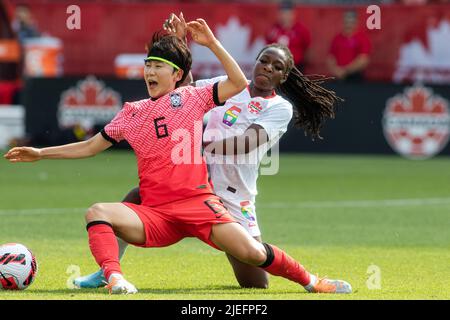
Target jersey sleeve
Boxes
[195,75,228,88]
[101,102,132,144]
[253,102,293,142]
[193,82,223,112]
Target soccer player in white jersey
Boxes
[196,74,293,288]
[74,14,350,293]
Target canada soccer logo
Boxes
[58,76,122,129]
[248,101,262,114]
[383,85,450,159]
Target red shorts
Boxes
[123,194,236,250]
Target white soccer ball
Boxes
[0,243,38,290]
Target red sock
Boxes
[87,221,122,281]
[260,243,311,286]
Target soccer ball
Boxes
[0,243,38,290]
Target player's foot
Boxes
[306,276,352,294]
[73,270,106,289]
[105,274,138,295]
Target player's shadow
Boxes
[27,285,306,296]
[137,285,306,295]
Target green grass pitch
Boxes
[0,151,449,300]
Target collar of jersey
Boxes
[246,84,277,99]
[150,88,178,101]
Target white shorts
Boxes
[221,198,261,238]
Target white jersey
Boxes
[197,76,293,236]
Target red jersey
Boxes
[265,22,311,66]
[102,83,221,207]
[329,31,371,67]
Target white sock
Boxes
[304,274,317,291]
[117,237,129,260]
[108,273,124,283]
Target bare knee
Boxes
[239,244,267,266]
[85,203,110,224]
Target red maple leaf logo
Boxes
[387,86,448,115]
[60,76,121,108]
[383,85,450,159]
[248,101,262,114]
[58,76,123,129]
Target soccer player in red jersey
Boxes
[73,13,350,292]
[5,19,351,295]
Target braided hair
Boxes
[257,44,343,140]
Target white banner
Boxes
[0,105,25,149]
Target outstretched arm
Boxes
[4,133,112,163]
[187,19,247,103]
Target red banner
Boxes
[7,1,450,83]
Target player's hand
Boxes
[3,147,42,162]
[163,12,187,42]
[187,19,217,48]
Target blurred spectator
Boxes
[327,10,371,82]
[265,0,311,72]
[0,0,21,104]
[11,3,40,44]
[11,4,63,78]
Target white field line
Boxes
[1,197,450,216]
[261,197,450,209]
[0,208,85,216]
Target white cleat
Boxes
[306,276,352,294]
[105,274,138,295]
